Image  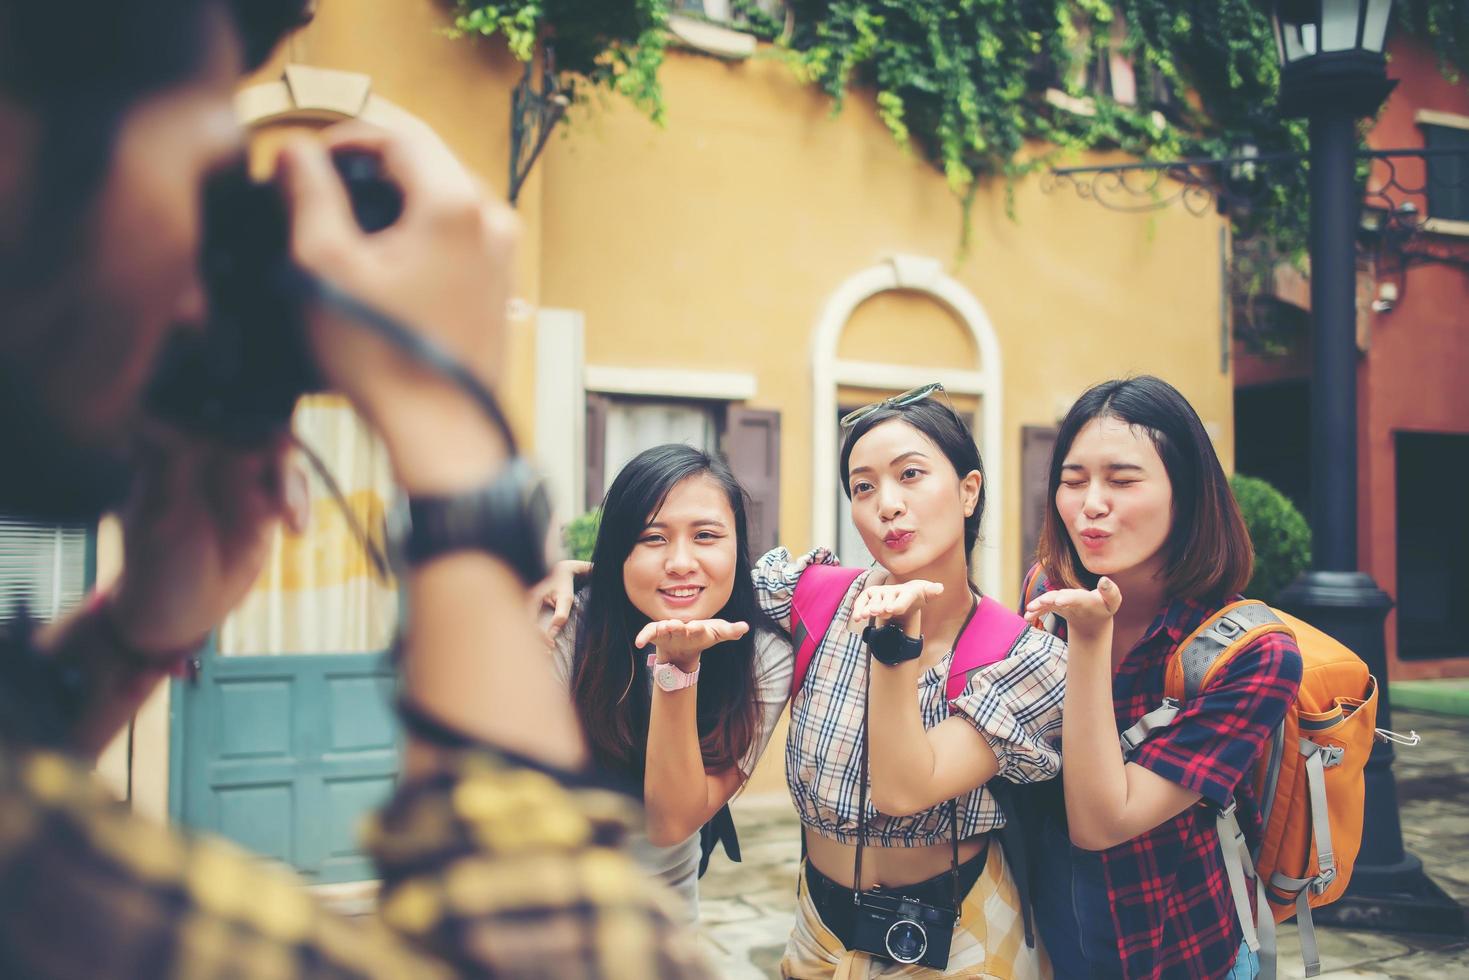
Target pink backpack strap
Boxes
[945,596,1030,704]
[790,564,864,698]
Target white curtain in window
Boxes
[0,518,89,623]
[218,395,399,656]
[603,400,719,485]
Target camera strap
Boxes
[853,595,978,911]
[305,275,520,453]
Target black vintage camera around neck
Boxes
[145,150,402,445]
[850,887,957,968]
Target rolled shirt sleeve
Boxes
[948,626,1067,785]
[750,546,838,635]
[1128,631,1302,809]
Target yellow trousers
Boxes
[779,844,1050,980]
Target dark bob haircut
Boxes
[1037,375,1253,603]
[839,397,986,557]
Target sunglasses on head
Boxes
[839,382,947,429]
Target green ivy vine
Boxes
[450,1,1469,253]
[451,1,672,121]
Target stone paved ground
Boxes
[699,709,1469,979]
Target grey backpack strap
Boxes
[1172,603,1293,980]
[1176,602,1284,699]
[1122,603,1286,758]
[1119,699,1181,756]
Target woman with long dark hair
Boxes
[548,443,788,923]
[1021,376,1303,979]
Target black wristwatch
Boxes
[387,457,553,586]
[863,622,924,666]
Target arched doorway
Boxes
[811,255,1005,598]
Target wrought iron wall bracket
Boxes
[1044,147,1469,270]
[508,48,570,206]
[1042,152,1304,216]
[1045,148,1469,227]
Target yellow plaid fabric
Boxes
[779,845,1050,980]
[0,742,713,979]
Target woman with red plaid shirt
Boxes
[1021,376,1303,980]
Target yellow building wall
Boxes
[541,49,1233,571]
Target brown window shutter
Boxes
[585,393,609,512]
[724,407,781,560]
[1020,426,1058,585]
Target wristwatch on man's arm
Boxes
[386,457,553,586]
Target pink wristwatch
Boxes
[647,653,700,692]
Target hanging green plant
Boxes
[450,1,672,121]
[448,1,1469,254]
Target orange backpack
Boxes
[1020,567,1380,980]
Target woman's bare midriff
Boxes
[805,828,989,892]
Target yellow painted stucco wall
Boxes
[540,48,1233,571]
[135,2,1234,810]
[237,0,1234,590]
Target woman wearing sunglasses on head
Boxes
[543,386,1065,977]
[758,386,1062,978]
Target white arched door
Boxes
[812,255,1005,600]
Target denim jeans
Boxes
[1028,798,1122,979]
[1227,939,1260,980]
[1030,801,1260,980]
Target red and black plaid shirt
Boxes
[1052,591,1302,980]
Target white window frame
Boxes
[811,255,1006,601]
[534,307,762,523]
[1414,109,1469,237]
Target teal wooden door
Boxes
[172,643,398,883]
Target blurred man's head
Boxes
[0,0,310,519]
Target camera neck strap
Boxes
[305,275,520,454]
[852,594,979,910]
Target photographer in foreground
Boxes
[0,1,709,976]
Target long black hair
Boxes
[839,397,987,555]
[570,444,775,779]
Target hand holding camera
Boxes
[109,426,308,661]
[280,120,518,494]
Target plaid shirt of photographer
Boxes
[0,626,712,980]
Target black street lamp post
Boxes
[1269,0,1462,934]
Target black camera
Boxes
[850,888,956,969]
[145,150,402,445]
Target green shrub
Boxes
[563,509,602,562]
[1230,474,1311,604]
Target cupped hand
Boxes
[1024,577,1122,638]
[849,580,944,633]
[110,426,309,658]
[635,618,749,672]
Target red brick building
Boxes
[1235,32,1469,682]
